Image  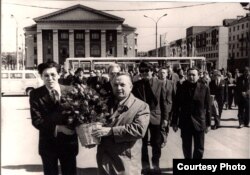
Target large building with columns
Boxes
[24,4,137,68]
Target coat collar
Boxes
[108,93,136,124]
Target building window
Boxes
[237,35,239,40]
[124,35,128,44]
[108,33,113,41]
[229,28,231,33]
[242,23,244,29]
[247,23,249,28]
[233,26,235,31]
[124,47,128,56]
[229,44,231,49]
[48,45,51,54]
[75,32,84,40]
[90,44,100,56]
[60,32,68,40]
[91,32,100,40]
[237,43,239,48]
[34,47,37,55]
[237,25,239,30]
[43,30,53,41]
[135,38,137,45]
[233,36,235,40]
[229,36,231,41]
[237,52,239,57]
[34,35,37,43]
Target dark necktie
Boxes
[51,89,60,104]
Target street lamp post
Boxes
[11,14,19,70]
[144,13,167,57]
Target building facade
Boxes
[169,38,187,57]
[24,4,137,68]
[224,13,250,71]
[186,26,229,70]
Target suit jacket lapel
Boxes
[151,78,160,95]
[40,86,53,104]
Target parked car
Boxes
[1,70,43,96]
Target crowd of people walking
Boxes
[30,60,249,175]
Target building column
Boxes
[53,30,59,63]
[37,29,43,64]
[85,30,90,57]
[117,30,123,57]
[101,30,106,57]
[69,29,74,58]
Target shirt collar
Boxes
[46,84,61,97]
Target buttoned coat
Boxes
[96,94,150,175]
[172,81,211,131]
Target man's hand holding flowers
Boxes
[92,127,112,138]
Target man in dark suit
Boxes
[158,67,173,147]
[172,67,211,159]
[92,73,150,175]
[29,61,78,175]
[209,70,228,129]
[132,62,168,174]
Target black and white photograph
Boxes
[1,0,250,175]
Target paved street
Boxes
[1,96,249,175]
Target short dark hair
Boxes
[37,61,60,75]
[187,66,200,73]
[75,68,84,75]
[139,61,153,71]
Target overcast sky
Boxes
[1,0,248,52]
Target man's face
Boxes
[112,75,132,101]
[109,67,120,81]
[167,67,172,74]
[41,67,60,89]
[158,69,168,80]
[140,67,153,80]
[96,70,101,77]
[187,69,199,83]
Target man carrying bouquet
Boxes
[29,61,78,175]
[92,73,150,175]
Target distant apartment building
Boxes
[24,4,137,69]
[148,45,170,57]
[186,26,228,70]
[224,13,250,71]
[169,38,187,57]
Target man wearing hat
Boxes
[209,70,228,129]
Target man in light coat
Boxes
[92,73,150,175]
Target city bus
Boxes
[63,57,206,77]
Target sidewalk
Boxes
[1,97,249,175]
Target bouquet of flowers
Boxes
[60,84,110,146]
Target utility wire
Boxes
[3,2,217,11]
